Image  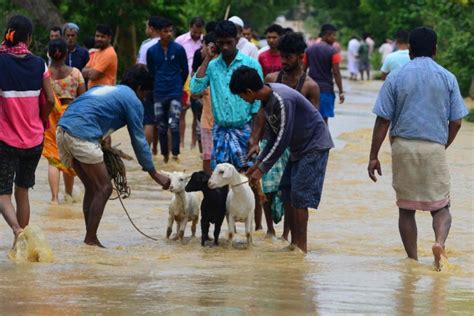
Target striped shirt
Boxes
[258,83,333,174]
[0,54,49,148]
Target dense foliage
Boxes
[305,0,474,96]
[1,0,472,96]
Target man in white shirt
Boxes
[378,38,394,63]
[137,16,160,65]
[228,16,258,60]
[136,16,161,155]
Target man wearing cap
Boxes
[63,22,89,71]
[228,16,258,60]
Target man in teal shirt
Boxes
[190,20,263,171]
[380,30,410,80]
[190,20,264,230]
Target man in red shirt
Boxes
[258,24,284,77]
[305,24,344,124]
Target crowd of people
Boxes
[0,13,468,269]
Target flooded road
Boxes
[1,79,473,314]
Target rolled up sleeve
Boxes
[190,72,210,95]
[373,78,395,120]
[126,101,155,172]
[448,75,468,121]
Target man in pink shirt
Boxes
[175,17,205,149]
[175,16,204,74]
[258,24,284,76]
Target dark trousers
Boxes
[154,98,182,156]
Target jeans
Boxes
[154,98,182,156]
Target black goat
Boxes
[185,171,228,246]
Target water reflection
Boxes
[0,80,472,314]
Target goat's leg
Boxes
[245,213,253,247]
[166,214,174,239]
[191,216,198,237]
[179,218,188,243]
[201,217,210,246]
[214,213,225,246]
[227,215,235,247]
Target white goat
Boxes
[162,171,200,243]
[208,163,255,247]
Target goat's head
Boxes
[208,163,236,189]
[161,170,191,193]
[185,171,210,192]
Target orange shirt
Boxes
[86,46,117,88]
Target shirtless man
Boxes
[250,32,319,239]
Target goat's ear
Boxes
[222,166,233,178]
[184,174,192,182]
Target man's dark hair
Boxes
[83,36,95,49]
[409,26,437,57]
[230,66,263,95]
[204,32,216,45]
[121,64,153,91]
[395,30,409,44]
[48,38,68,60]
[283,27,294,34]
[157,17,173,30]
[148,16,161,30]
[265,24,284,36]
[190,16,205,28]
[362,32,370,40]
[96,24,113,36]
[278,32,307,55]
[50,26,62,35]
[319,24,337,37]
[3,15,33,47]
[214,20,237,39]
[205,21,217,33]
[243,24,251,30]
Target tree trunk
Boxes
[116,23,137,71]
[470,76,474,99]
[12,0,64,30]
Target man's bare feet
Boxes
[265,231,276,239]
[84,237,106,248]
[432,242,447,271]
[152,147,158,156]
[163,155,169,163]
[12,228,24,249]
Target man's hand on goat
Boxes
[246,137,260,160]
[247,163,263,186]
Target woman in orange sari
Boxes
[43,38,85,203]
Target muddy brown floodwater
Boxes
[1,79,473,315]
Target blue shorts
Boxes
[319,92,335,119]
[143,91,156,125]
[279,149,329,209]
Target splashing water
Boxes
[9,225,54,263]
